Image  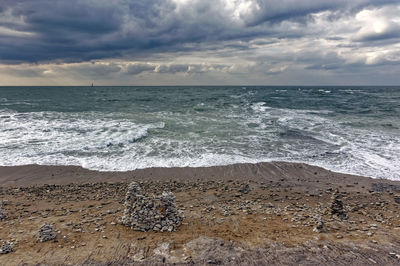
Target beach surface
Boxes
[1,162,400,265]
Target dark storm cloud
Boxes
[0,0,125,63]
[0,0,399,84]
[354,27,400,42]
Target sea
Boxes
[0,86,399,180]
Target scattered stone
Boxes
[0,241,14,254]
[38,223,56,242]
[121,182,182,232]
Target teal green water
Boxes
[0,86,399,179]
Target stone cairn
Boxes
[313,218,325,233]
[121,182,182,232]
[0,203,6,220]
[38,223,56,242]
[0,241,14,254]
[330,190,347,219]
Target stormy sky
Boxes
[0,0,399,85]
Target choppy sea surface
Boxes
[0,86,399,180]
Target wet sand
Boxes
[1,162,400,265]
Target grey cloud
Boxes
[247,1,341,26]
[306,64,342,71]
[1,0,400,86]
[152,63,229,74]
[126,63,155,75]
[155,64,189,74]
[77,63,121,76]
[51,63,122,79]
[354,27,400,42]
[2,67,46,77]
[3,0,396,64]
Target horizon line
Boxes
[1,85,400,87]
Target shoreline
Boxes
[1,162,400,194]
[0,157,390,181]
[1,161,400,265]
[0,161,395,186]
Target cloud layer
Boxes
[1,0,399,85]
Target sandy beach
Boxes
[1,162,400,265]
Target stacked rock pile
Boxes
[121,182,182,232]
[0,203,6,220]
[0,241,13,254]
[312,219,325,233]
[38,223,56,242]
[330,190,347,219]
[238,183,251,194]
[394,195,400,204]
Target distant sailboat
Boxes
[91,81,94,87]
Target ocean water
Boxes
[0,86,399,180]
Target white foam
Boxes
[251,102,272,112]
[0,102,399,180]
[0,110,165,167]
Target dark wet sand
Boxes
[1,162,399,192]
